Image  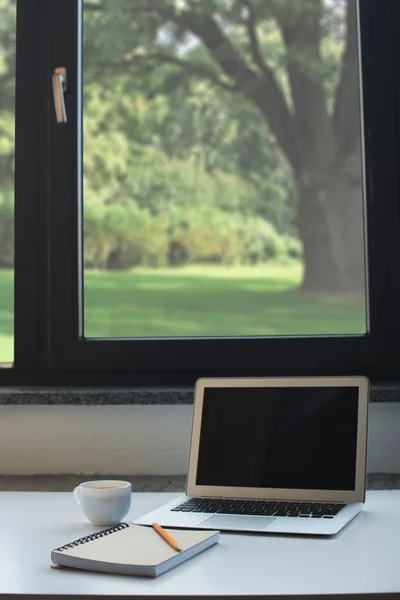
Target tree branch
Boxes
[173,9,302,172]
[333,0,360,156]
[82,1,302,170]
[240,0,271,79]
[84,52,236,94]
[136,53,236,92]
[273,0,335,169]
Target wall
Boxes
[0,403,398,475]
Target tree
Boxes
[0,0,15,186]
[84,0,364,293]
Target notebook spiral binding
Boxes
[55,522,129,552]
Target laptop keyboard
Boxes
[171,498,345,518]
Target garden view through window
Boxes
[83,0,367,339]
[0,0,14,362]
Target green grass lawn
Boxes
[84,263,366,339]
[0,269,13,362]
[0,264,367,362]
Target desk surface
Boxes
[1,490,399,598]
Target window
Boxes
[4,0,400,386]
[0,0,15,364]
[82,0,367,340]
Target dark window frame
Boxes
[6,0,400,387]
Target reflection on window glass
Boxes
[83,0,366,339]
[0,0,15,362]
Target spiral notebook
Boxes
[51,523,219,578]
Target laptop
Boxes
[135,376,369,535]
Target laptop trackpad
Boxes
[201,515,275,531]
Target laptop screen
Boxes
[196,386,359,492]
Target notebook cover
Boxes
[51,523,219,578]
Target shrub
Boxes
[83,200,301,270]
[166,206,243,266]
[84,205,111,268]
[164,207,296,267]
[84,203,168,269]
[0,191,14,268]
[105,204,168,269]
[282,235,303,260]
[239,217,285,264]
[121,145,258,217]
[82,137,302,270]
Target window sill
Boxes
[0,387,193,405]
[0,384,396,405]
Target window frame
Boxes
[7,0,400,386]
[10,0,47,385]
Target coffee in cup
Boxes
[73,480,131,526]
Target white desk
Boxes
[1,490,400,598]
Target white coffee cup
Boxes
[73,480,132,526]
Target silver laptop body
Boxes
[135,376,369,535]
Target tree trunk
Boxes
[298,158,365,295]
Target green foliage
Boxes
[83,73,297,236]
[167,206,243,265]
[239,216,286,264]
[0,0,349,274]
[282,236,303,261]
[124,147,258,216]
[84,205,110,268]
[0,190,14,267]
[84,191,296,270]
[85,203,168,269]
[0,0,16,113]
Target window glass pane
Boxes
[0,0,14,361]
[83,0,367,338]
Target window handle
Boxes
[52,67,67,123]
